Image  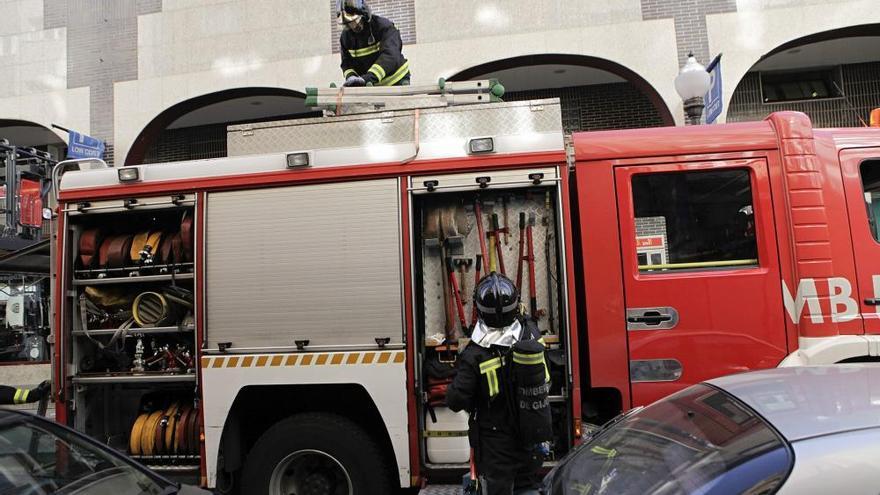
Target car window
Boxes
[0,414,172,495]
[546,384,792,495]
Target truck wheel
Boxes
[241,412,394,495]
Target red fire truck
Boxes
[50,86,880,492]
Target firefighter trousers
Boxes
[475,428,542,495]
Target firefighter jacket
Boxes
[446,317,542,434]
[446,316,544,491]
[339,15,410,86]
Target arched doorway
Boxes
[449,54,674,133]
[728,24,880,127]
[125,88,319,165]
[0,120,66,159]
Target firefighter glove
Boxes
[343,75,366,87]
[362,72,379,86]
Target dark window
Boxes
[632,169,758,272]
[546,384,792,495]
[860,160,880,242]
[760,67,843,103]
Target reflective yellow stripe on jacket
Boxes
[513,350,550,382]
[479,357,502,397]
[379,61,409,86]
[13,388,28,404]
[348,42,381,58]
[368,63,385,81]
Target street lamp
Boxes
[675,52,712,125]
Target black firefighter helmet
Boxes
[474,272,520,328]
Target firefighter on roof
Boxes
[336,0,411,87]
[447,273,551,494]
[0,380,49,406]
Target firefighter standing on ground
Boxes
[447,273,550,494]
[0,381,49,406]
[336,0,411,87]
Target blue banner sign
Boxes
[704,55,723,124]
[67,131,105,159]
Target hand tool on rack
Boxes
[445,257,469,335]
[438,211,457,342]
[502,195,510,246]
[473,199,489,266]
[516,211,526,291]
[491,213,506,275]
[526,212,541,318]
[454,258,473,302]
[543,215,556,334]
[470,254,482,330]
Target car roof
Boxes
[708,364,880,442]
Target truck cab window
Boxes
[860,160,880,242]
[632,169,758,272]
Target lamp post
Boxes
[674,52,712,125]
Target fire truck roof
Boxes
[573,111,880,162]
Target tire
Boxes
[241,412,394,495]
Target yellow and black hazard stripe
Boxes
[423,430,468,438]
[201,350,405,369]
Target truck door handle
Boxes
[626,307,679,330]
[627,314,672,324]
[865,299,880,306]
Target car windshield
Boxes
[0,412,173,495]
[546,384,792,495]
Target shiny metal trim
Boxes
[408,177,561,193]
[72,374,197,384]
[626,306,680,330]
[397,178,406,346]
[629,359,683,383]
[52,158,108,202]
[64,194,196,214]
[201,193,208,350]
[555,167,574,386]
[201,343,407,355]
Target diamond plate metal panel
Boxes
[227,99,563,157]
[418,186,561,344]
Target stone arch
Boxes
[124,87,317,166]
[448,53,675,131]
[727,23,880,127]
[0,120,67,158]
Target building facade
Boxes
[0,0,877,420]
[0,0,874,165]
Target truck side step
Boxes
[419,485,463,495]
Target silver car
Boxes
[542,364,880,495]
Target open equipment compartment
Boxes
[62,193,201,481]
[411,168,573,471]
